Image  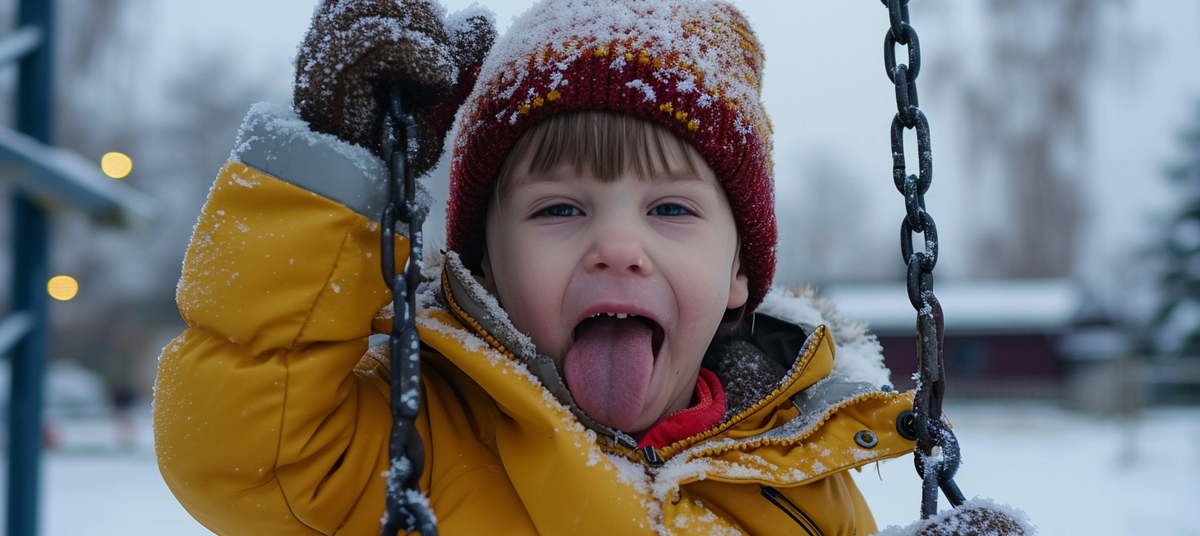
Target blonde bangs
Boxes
[497,111,703,191]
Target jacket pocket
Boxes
[761,485,826,536]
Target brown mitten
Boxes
[876,499,1035,536]
[293,0,495,178]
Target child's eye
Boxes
[649,203,693,217]
[538,204,581,218]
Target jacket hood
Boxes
[391,250,917,534]
[410,251,904,463]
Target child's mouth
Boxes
[562,313,666,431]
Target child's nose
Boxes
[584,227,652,277]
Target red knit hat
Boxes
[446,0,777,312]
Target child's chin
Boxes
[620,407,664,437]
[592,406,646,435]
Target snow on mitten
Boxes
[293,0,495,178]
[875,499,1035,536]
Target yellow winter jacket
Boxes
[155,104,917,536]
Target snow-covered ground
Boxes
[4,401,1197,535]
[858,401,1200,536]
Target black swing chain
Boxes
[880,0,967,519]
[379,87,437,536]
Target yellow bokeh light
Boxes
[47,276,79,301]
[101,152,133,179]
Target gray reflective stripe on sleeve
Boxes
[235,108,390,221]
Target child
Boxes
[155,0,943,534]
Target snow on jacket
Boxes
[154,103,918,536]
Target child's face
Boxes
[480,150,748,435]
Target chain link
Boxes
[379,88,437,536]
[880,0,966,519]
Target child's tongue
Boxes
[563,316,654,432]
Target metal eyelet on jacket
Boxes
[854,430,879,449]
[896,410,918,441]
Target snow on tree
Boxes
[1151,102,1200,361]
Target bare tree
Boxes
[923,0,1136,278]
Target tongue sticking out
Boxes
[563,316,655,432]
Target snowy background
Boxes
[1,0,1199,534]
[13,401,1199,535]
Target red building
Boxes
[823,279,1084,399]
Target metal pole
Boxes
[9,0,54,534]
[8,199,48,536]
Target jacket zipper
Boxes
[640,445,665,468]
[761,485,825,536]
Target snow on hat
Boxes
[446,0,777,312]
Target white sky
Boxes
[147,0,1200,297]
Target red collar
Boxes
[637,368,726,449]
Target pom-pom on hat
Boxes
[446,0,777,312]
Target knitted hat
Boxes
[446,0,777,312]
